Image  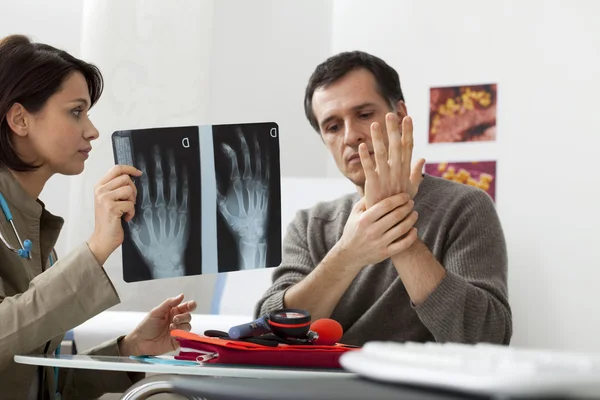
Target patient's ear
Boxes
[395,100,408,128]
[6,103,30,137]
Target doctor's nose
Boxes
[83,120,100,141]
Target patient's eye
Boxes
[359,112,373,119]
[326,123,339,133]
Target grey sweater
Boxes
[255,174,512,347]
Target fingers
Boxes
[102,174,137,199]
[254,136,262,181]
[97,165,142,186]
[154,146,166,208]
[411,157,426,183]
[222,143,240,181]
[375,199,415,233]
[358,143,376,181]
[170,322,192,332]
[174,299,197,315]
[113,200,136,221]
[108,185,135,202]
[362,193,411,222]
[401,116,414,191]
[370,122,389,183]
[386,227,419,255]
[386,113,402,172]
[382,210,419,245]
[151,293,185,316]
[237,128,252,180]
[139,156,152,210]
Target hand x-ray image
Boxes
[113,126,201,282]
[111,122,281,283]
[212,123,281,273]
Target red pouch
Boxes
[170,329,358,369]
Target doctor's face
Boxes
[25,71,99,175]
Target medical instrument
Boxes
[0,192,32,258]
[229,308,318,342]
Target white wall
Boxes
[0,0,84,258]
[330,0,600,352]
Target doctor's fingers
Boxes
[104,185,135,203]
[98,174,138,202]
[111,200,136,222]
[172,312,192,325]
[97,165,142,186]
[170,322,192,332]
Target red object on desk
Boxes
[170,329,358,369]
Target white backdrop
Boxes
[1,0,599,353]
[328,0,600,352]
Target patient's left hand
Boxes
[119,293,197,356]
[360,113,425,209]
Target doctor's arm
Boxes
[0,242,124,372]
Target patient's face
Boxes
[311,68,405,187]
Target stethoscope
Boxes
[0,192,62,395]
[0,192,33,258]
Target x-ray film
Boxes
[111,122,281,283]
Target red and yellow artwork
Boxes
[425,161,496,201]
[429,84,497,143]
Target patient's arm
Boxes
[254,214,359,321]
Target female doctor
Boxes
[0,35,197,399]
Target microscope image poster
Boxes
[112,122,282,283]
[429,83,497,144]
[425,160,496,202]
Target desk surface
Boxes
[123,374,490,400]
[14,354,355,380]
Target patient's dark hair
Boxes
[304,50,405,133]
[0,34,104,171]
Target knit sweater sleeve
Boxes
[254,209,314,318]
[413,189,512,345]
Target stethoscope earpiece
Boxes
[17,239,32,258]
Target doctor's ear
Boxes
[6,103,30,137]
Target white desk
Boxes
[14,354,355,380]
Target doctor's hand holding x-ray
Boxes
[88,165,196,356]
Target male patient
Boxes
[255,51,511,346]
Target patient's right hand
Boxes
[335,193,418,271]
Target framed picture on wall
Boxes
[429,84,498,144]
[425,160,497,202]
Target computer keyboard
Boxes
[339,341,600,398]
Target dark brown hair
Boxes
[0,34,104,171]
[304,50,405,133]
